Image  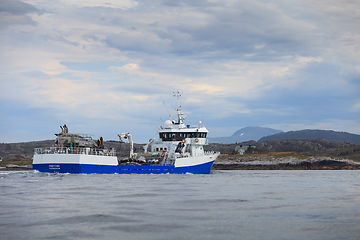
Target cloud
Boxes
[185,83,223,95]
[109,63,139,74]
[0,0,39,15]
[0,0,360,143]
[351,103,360,112]
[0,0,48,28]
[112,0,317,61]
[82,33,99,41]
[0,13,37,28]
[60,0,139,9]
[104,32,170,55]
[41,33,79,46]
[22,70,51,79]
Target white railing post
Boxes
[33,146,116,156]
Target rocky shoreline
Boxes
[0,164,33,171]
[213,156,360,170]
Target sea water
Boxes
[0,170,359,240]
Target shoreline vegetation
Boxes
[1,139,360,171]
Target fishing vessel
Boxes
[32,95,220,174]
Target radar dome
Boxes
[164,120,173,129]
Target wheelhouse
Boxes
[159,132,207,141]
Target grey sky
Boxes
[0,0,359,143]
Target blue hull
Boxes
[33,161,215,174]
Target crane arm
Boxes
[143,138,155,153]
[118,133,135,159]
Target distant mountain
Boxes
[258,129,360,143]
[208,126,283,143]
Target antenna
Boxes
[159,94,171,119]
[173,91,185,124]
[173,91,182,109]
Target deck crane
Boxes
[143,138,155,153]
[118,133,136,160]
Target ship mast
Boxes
[173,91,185,125]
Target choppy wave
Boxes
[1,170,360,240]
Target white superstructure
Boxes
[144,93,219,167]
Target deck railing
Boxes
[34,147,116,156]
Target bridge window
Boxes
[159,132,207,141]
